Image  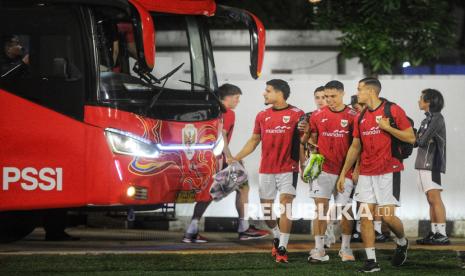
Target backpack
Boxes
[358,100,417,160]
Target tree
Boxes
[311,0,457,74]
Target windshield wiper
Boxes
[144,63,184,115]
[178,80,226,113]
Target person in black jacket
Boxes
[0,35,29,80]
[414,88,448,245]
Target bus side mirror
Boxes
[129,0,155,72]
[215,5,265,79]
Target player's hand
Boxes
[226,156,237,165]
[352,170,359,185]
[22,54,29,65]
[336,176,345,193]
[377,117,391,131]
[298,120,309,132]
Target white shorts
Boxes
[417,170,442,193]
[259,172,297,200]
[354,173,401,207]
[309,171,353,205]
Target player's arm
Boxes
[352,157,361,185]
[308,132,318,150]
[234,134,261,161]
[222,129,234,164]
[299,144,307,170]
[337,138,361,192]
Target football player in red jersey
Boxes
[303,81,357,263]
[234,79,305,263]
[337,77,415,273]
[182,84,268,243]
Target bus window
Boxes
[0,4,86,120]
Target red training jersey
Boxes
[310,106,357,177]
[253,105,305,174]
[223,109,235,143]
[353,101,411,175]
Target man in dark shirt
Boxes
[1,35,29,81]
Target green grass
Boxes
[0,250,463,275]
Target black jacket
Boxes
[0,55,28,80]
[414,112,446,173]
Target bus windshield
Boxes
[95,11,220,122]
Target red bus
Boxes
[0,0,265,242]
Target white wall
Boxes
[176,75,465,220]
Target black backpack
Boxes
[358,100,416,160]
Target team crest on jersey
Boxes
[283,116,290,123]
[375,115,382,123]
[340,119,348,128]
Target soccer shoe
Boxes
[181,233,208,243]
[275,246,288,263]
[308,248,330,263]
[238,226,269,240]
[351,231,362,243]
[271,238,280,257]
[357,259,381,273]
[391,239,409,267]
[416,231,435,245]
[430,232,451,245]
[338,248,355,262]
[375,231,389,243]
[303,153,325,182]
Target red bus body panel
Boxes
[0,90,220,211]
[136,0,216,16]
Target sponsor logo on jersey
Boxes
[362,126,381,136]
[321,118,328,123]
[265,125,291,134]
[265,116,271,121]
[322,129,350,138]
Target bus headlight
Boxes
[212,135,224,156]
[105,128,159,158]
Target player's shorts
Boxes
[417,169,442,193]
[259,172,297,200]
[309,171,353,205]
[354,172,401,207]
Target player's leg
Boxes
[182,201,212,243]
[336,177,355,262]
[236,184,269,240]
[274,172,297,263]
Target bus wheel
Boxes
[0,212,37,243]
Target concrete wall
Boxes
[176,74,465,220]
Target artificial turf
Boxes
[0,250,464,275]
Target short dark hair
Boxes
[359,77,381,93]
[2,35,18,49]
[422,88,444,112]
[217,83,242,100]
[314,86,325,94]
[266,79,290,100]
[350,95,358,106]
[324,80,344,91]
